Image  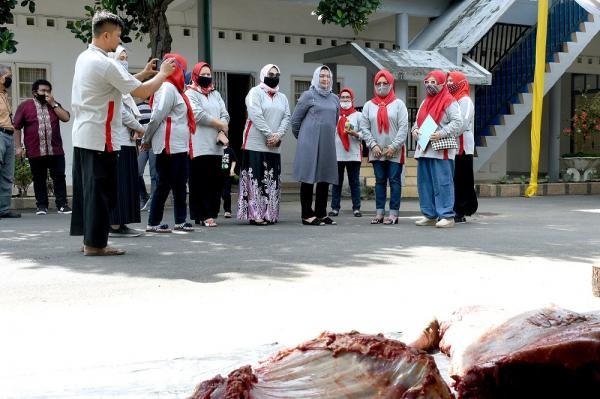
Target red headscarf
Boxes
[151,53,196,134]
[189,62,215,95]
[447,71,471,154]
[416,70,455,126]
[370,70,397,134]
[337,87,356,151]
[447,71,470,100]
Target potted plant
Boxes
[13,157,33,197]
[561,92,600,181]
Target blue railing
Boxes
[474,0,589,146]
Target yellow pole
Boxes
[525,0,549,197]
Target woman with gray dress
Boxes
[291,65,339,226]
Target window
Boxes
[331,40,337,46]
[316,38,322,46]
[293,79,311,105]
[252,33,259,41]
[66,20,75,29]
[300,37,306,45]
[218,31,225,39]
[284,36,291,44]
[235,32,242,40]
[26,17,35,26]
[406,85,418,109]
[17,65,48,104]
[46,19,55,27]
[183,28,191,37]
[268,35,275,43]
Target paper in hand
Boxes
[417,114,438,149]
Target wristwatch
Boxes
[52,104,59,109]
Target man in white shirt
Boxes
[70,10,176,256]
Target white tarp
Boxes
[576,0,600,14]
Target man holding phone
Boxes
[13,79,72,216]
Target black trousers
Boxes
[189,155,224,222]
[453,153,478,217]
[70,147,117,248]
[300,182,329,219]
[221,174,232,213]
[28,154,68,209]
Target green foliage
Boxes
[312,0,382,34]
[0,0,36,54]
[14,157,33,197]
[68,0,173,57]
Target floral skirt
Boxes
[237,150,281,222]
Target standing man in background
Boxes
[13,79,72,216]
[70,10,175,256]
[0,64,21,219]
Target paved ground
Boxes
[1,196,600,398]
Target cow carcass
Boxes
[189,331,454,398]
[413,306,600,399]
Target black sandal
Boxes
[371,216,384,224]
[319,216,337,225]
[302,217,324,226]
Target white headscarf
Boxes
[258,64,280,94]
[310,65,333,97]
[108,45,140,118]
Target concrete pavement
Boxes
[1,196,600,398]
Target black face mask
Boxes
[198,76,212,88]
[3,77,12,89]
[264,76,279,89]
[35,93,47,104]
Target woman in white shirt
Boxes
[237,64,290,225]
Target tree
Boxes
[69,0,174,59]
[0,0,36,54]
[312,0,382,34]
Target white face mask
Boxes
[340,101,352,110]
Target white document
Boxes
[418,114,438,149]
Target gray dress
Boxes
[291,87,339,184]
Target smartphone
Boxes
[153,59,162,70]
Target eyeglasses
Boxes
[375,82,389,87]
[424,80,437,84]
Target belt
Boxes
[0,127,13,135]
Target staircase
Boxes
[474,0,600,171]
[361,157,418,199]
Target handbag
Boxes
[430,136,458,151]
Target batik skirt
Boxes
[237,149,281,223]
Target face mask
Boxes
[376,85,391,96]
[119,60,129,71]
[263,76,279,89]
[3,77,12,89]
[425,83,443,96]
[198,76,212,88]
[340,101,352,110]
[35,93,47,104]
[447,80,464,95]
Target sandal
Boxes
[145,224,172,233]
[319,216,337,225]
[383,216,399,225]
[84,246,126,256]
[302,217,324,226]
[203,218,218,227]
[173,222,194,232]
[370,216,384,224]
[224,211,232,218]
[250,219,268,226]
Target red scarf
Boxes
[337,87,356,151]
[448,71,470,154]
[370,70,397,134]
[150,53,196,134]
[189,62,215,95]
[416,70,455,126]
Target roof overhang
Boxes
[304,43,492,85]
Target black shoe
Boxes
[454,216,467,224]
[36,207,48,215]
[319,216,337,225]
[58,205,72,214]
[0,211,21,218]
[302,217,324,226]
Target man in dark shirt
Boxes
[13,79,72,215]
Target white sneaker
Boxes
[415,217,436,226]
[435,218,455,228]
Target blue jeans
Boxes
[417,157,455,219]
[138,148,157,202]
[331,161,361,211]
[0,131,15,213]
[372,160,402,216]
